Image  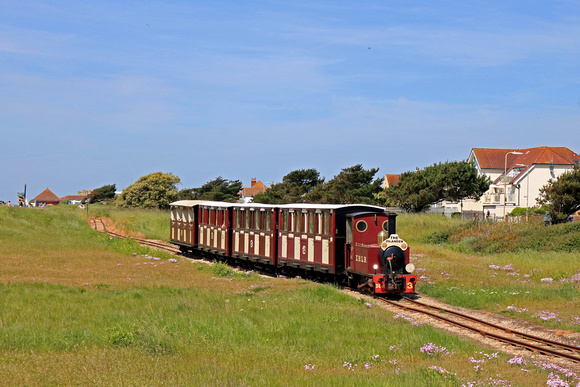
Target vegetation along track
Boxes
[90,217,180,254]
[90,217,580,366]
[381,296,580,365]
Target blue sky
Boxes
[1,1,579,202]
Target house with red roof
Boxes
[382,174,400,189]
[465,147,580,218]
[238,178,270,203]
[31,188,62,206]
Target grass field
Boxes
[0,205,578,385]
[398,214,580,331]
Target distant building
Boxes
[60,195,87,204]
[239,178,269,203]
[60,190,91,204]
[382,174,400,189]
[434,147,580,218]
[32,188,61,206]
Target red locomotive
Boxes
[170,200,417,295]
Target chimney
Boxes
[251,178,257,187]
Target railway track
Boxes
[379,296,580,365]
[90,217,181,254]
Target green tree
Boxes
[117,172,180,209]
[88,184,116,203]
[305,164,381,204]
[383,161,491,212]
[253,168,324,204]
[537,166,580,223]
[178,177,242,202]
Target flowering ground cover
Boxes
[398,214,580,332]
[0,206,577,385]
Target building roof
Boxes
[383,174,400,188]
[60,194,87,202]
[472,147,580,170]
[32,188,61,202]
[239,180,268,197]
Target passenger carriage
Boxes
[197,201,235,257]
[169,200,207,253]
[231,203,278,265]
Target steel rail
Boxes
[402,297,580,355]
[379,298,580,364]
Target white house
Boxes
[463,147,580,218]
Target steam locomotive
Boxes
[170,200,417,295]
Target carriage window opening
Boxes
[296,213,301,233]
[309,211,315,234]
[256,211,261,230]
[266,210,271,230]
[245,210,250,229]
[346,218,353,243]
[356,220,368,233]
[235,210,240,228]
[324,212,330,235]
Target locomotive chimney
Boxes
[251,178,257,187]
[388,213,397,235]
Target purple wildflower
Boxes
[420,343,454,356]
[303,364,315,371]
[343,361,353,370]
[428,366,456,376]
[489,264,501,270]
[501,264,515,271]
[507,356,526,365]
[364,302,372,308]
[393,313,419,326]
[541,277,554,284]
[506,305,528,313]
[168,258,178,263]
[536,310,560,321]
[546,372,570,386]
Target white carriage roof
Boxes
[170,200,386,211]
[170,200,208,207]
[276,203,386,211]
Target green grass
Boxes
[0,206,568,385]
[394,214,580,331]
[86,204,170,240]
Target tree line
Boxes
[89,163,579,223]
